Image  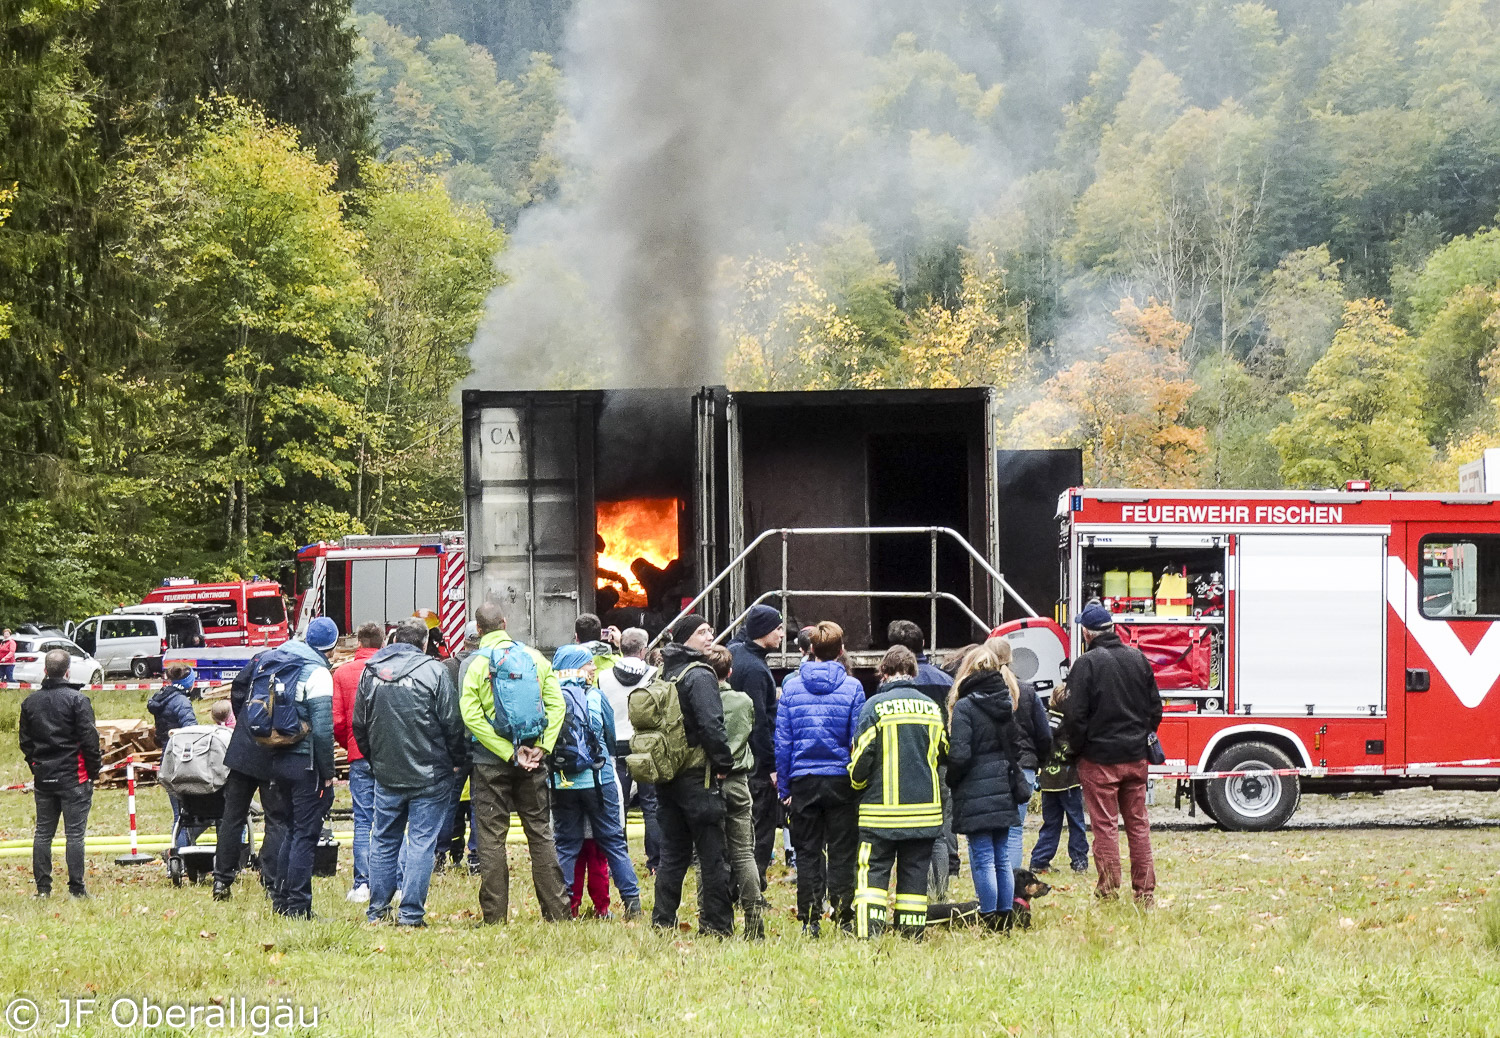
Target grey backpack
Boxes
[159,724,232,797]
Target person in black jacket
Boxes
[19,651,100,898]
[946,643,1022,931]
[653,613,735,937]
[354,619,468,927]
[986,636,1051,878]
[728,604,783,883]
[210,652,289,901]
[1060,604,1162,902]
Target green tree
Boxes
[111,101,376,561]
[1270,299,1433,488]
[351,160,504,533]
[355,14,561,226]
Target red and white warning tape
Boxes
[1,680,228,692]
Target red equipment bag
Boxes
[1115,624,1213,690]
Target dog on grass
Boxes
[924,869,1054,929]
[1011,867,1052,928]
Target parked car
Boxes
[68,609,205,678]
[12,635,104,687]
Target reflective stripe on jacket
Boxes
[847,679,948,838]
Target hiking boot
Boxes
[894,923,926,942]
[1030,863,1053,873]
[69,889,90,900]
[212,881,232,902]
[622,898,643,921]
[979,910,1005,932]
[802,919,821,939]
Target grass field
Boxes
[1,692,1499,1036]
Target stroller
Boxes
[159,724,256,886]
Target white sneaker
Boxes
[391,888,403,908]
[346,885,370,903]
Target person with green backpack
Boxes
[628,613,734,937]
[458,602,570,925]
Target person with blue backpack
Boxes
[458,602,571,925]
[246,616,339,919]
[547,643,642,920]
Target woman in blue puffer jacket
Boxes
[774,621,865,936]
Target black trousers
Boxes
[855,832,933,939]
[748,771,779,881]
[213,768,288,889]
[652,771,732,937]
[33,781,92,895]
[788,774,858,924]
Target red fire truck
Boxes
[140,578,290,648]
[1019,487,1500,831]
[294,533,467,653]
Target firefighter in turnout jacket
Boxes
[847,646,949,940]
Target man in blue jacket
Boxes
[728,604,783,883]
[268,617,339,919]
[775,620,864,936]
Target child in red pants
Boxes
[569,824,612,918]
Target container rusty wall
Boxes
[730,389,997,651]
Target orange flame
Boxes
[596,499,680,607]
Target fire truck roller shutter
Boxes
[1236,534,1386,718]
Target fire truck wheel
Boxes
[1203,741,1300,832]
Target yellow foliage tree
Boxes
[1008,298,1206,487]
[888,252,1029,390]
[724,250,882,391]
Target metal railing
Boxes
[649,526,1037,650]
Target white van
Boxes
[69,609,206,678]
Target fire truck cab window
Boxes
[246,596,287,626]
[1421,537,1500,618]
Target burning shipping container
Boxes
[462,386,1068,654]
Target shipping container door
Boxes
[468,401,592,647]
[1236,533,1386,716]
[1400,522,1500,768]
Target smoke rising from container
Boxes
[470,0,854,388]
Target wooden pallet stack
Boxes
[95,719,160,787]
